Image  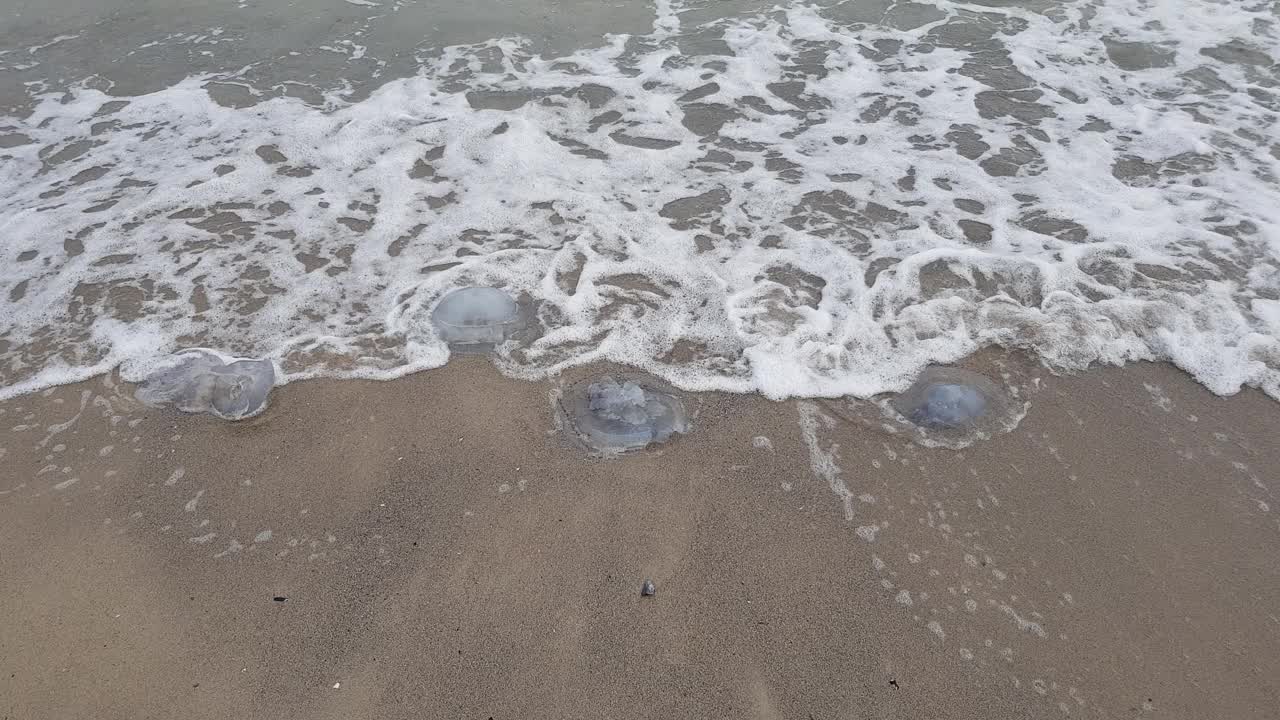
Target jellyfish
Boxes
[907,382,988,429]
[136,350,275,420]
[889,366,1020,444]
[430,287,520,348]
[564,375,689,452]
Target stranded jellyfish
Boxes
[564,375,689,453]
[136,349,275,421]
[906,382,988,429]
[430,287,520,349]
[889,366,1021,445]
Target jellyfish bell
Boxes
[134,350,224,409]
[208,359,275,420]
[563,375,690,453]
[430,287,521,351]
[136,349,275,421]
[907,382,988,429]
[888,366,1022,446]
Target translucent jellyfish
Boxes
[430,287,519,348]
[136,350,275,421]
[564,375,689,452]
[907,383,987,429]
[135,350,224,404]
[209,359,275,419]
[890,366,1019,443]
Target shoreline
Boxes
[4,0,1279,716]
[3,354,1278,718]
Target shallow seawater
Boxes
[1,0,1278,402]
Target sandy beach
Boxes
[2,355,1277,719]
[4,0,1280,716]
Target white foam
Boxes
[1,1,1278,401]
[797,401,855,520]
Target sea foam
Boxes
[1,0,1277,401]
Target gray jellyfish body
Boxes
[890,366,1019,444]
[908,382,988,429]
[430,287,520,348]
[565,376,689,452]
[136,350,275,420]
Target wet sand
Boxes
[2,356,1278,719]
